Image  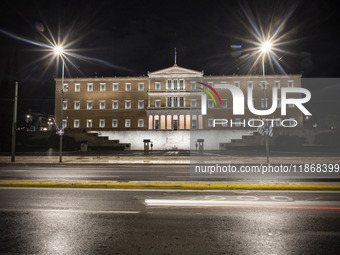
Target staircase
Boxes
[69,130,131,150]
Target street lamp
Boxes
[54,45,65,163]
[260,40,272,163]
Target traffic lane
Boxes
[1,189,340,255]
[1,209,340,255]
[1,165,340,182]
[1,188,340,212]
[0,165,189,181]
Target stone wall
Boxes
[96,130,254,150]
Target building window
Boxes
[289,103,295,108]
[277,98,281,108]
[125,83,131,91]
[173,97,178,107]
[247,81,253,89]
[87,83,93,92]
[100,101,105,110]
[100,83,106,92]
[191,82,196,90]
[155,100,161,108]
[289,119,296,126]
[62,119,67,128]
[235,118,242,127]
[138,119,144,127]
[74,119,79,128]
[192,117,197,129]
[276,119,281,127]
[155,82,161,90]
[274,81,280,88]
[112,119,118,128]
[222,99,227,108]
[113,83,118,91]
[154,116,160,130]
[179,80,184,90]
[208,119,214,127]
[220,81,227,90]
[63,83,68,92]
[62,101,67,110]
[75,83,80,92]
[138,100,144,109]
[125,119,131,128]
[261,98,268,108]
[99,119,105,128]
[190,99,197,107]
[179,97,184,107]
[167,80,172,90]
[87,101,93,110]
[208,99,214,108]
[173,80,178,90]
[138,83,144,91]
[235,81,240,88]
[167,97,172,107]
[86,119,92,128]
[112,100,118,109]
[288,80,294,88]
[125,100,131,109]
[74,101,80,110]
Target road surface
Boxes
[1,164,339,182]
[0,188,340,254]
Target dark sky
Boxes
[0,0,340,115]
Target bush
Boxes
[275,135,307,151]
[315,131,340,148]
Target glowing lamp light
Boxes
[54,46,63,55]
[260,41,272,53]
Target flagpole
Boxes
[174,48,177,65]
[262,55,270,163]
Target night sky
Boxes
[0,0,340,116]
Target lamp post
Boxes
[54,46,65,163]
[260,41,272,163]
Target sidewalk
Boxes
[1,155,340,165]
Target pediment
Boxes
[148,64,203,78]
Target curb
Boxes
[1,182,340,190]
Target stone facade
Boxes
[55,64,303,133]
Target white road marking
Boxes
[237,196,259,201]
[270,196,294,202]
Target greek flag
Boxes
[268,124,273,137]
[257,125,265,136]
[257,124,273,136]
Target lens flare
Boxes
[54,46,63,55]
[230,1,301,75]
[260,41,272,53]
[0,18,129,80]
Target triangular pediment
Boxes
[148,64,203,78]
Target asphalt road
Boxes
[0,164,339,182]
[0,164,192,182]
[0,188,340,254]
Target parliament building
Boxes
[54,64,303,150]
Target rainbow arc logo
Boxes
[196,82,222,106]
